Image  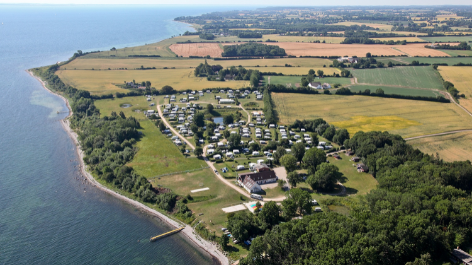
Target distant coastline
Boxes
[27,69,228,265]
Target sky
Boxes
[0,0,471,5]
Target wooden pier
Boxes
[149,227,184,242]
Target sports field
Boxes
[438,66,472,113]
[352,66,444,89]
[272,93,472,137]
[348,85,442,97]
[56,68,250,95]
[408,131,472,162]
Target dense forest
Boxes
[240,130,472,264]
[221,43,286,57]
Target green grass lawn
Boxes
[264,75,351,88]
[327,156,378,195]
[349,85,442,97]
[352,66,444,89]
[440,50,472,57]
[418,36,472,43]
[376,56,472,65]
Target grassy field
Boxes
[440,50,472,57]
[438,66,472,113]
[327,156,378,196]
[264,75,351,87]
[408,131,472,162]
[348,85,442,97]
[370,37,426,42]
[352,66,444,89]
[419,36,472,43]
[94,97,207,176]
[272,93,472,137]
[376,56,472,65]
[56,68,250,95]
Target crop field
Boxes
[332,21,393,31]
[264,75,351,87]
[94,97,208,176]
[419,36,472,43]
[393,43,451,57]
[169,43,223,58]
[376,56,472,65]
[272,93,472,137]
[56,68,250,95]
[348,85,442,97]
[260,34,344,43]
[366,30,429,36]
[62,57,334,71]
[408,131,472,162]
[352,66,444,89]
[370,37,426,42]
[440,50,472,57]
[438,66,472,113]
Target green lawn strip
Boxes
[264,75,351,88]
[351,66,444,90]
[418,36,472,42]
[349,85,440,97]
[439,50,472,57]
[377,56,472,65]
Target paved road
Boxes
[157,105,195,149]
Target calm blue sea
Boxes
[0,5,240,264]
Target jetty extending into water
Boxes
[150,227,184,242]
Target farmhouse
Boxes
[337,57,358,63]
[238,169,278,193]
[322,83,331,89]
[308,82,322,89]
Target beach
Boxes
[28,70,229,265]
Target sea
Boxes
[0,5,244,264]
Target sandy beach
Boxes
[28,70,229,265]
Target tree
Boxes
[258,201,280,227]
[291,142,305,162]
[375,88,385,95]
[249,142,260,151]
[301,78,309,87]
[194,147,203,157]
[317,70,324,77]
[207,104,214,113]
[273,146,287,164]
[306,163,340,191]
[280,154,297,172]
[227,133,241,148]
[433,64,438,70]
[333,129,350,145]
[223,130,230,139]
[223,114,234,125]
[250,73,259,87]
[219,234,229,251]
[159,121,166,131]
[387,61,393,67]
[308,69,315,75]
[302,148,326,174]
[366,52,371,57]
[161,85,174,94]
[287,171,303,187]
[322,125,336,141]
[193,113,205,127]
[282,188,312,217]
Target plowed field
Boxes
[170,43,223,57]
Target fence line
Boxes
[149,166,209,179]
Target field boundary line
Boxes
[405,129,472,141]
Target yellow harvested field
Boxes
[409,131,472,162]
[272,93,472,138]
[438,66,472,113]
[394,43,450,57]
[61,57,334,70]
[370,37,426,42]
[169,43,223,57]
[56,68,249,95]
[436,15,464,21]
[332,21,393,31]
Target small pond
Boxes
[213,117,223,125]
[120,104,132,108]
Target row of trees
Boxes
[241,130,472,264]
[221,43,286,57]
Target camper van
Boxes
[250,194,263,201]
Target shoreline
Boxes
[27,70,229,265]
